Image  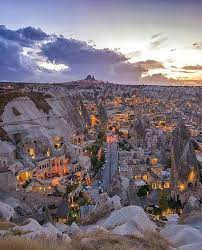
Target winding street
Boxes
[102,134,118,191]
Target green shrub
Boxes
[137,185,150,197]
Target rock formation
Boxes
[129,118,146,149]
[13,218,71,241]
[101,205,156,237]
[0,202,201,249]
[160,224,202,249]
[110,175,140,206]
[171,121,200,191]
[134,118,146,138]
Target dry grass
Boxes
[0,237,72,250]
[0,220,15,230]
[10,228,32,236]
[74,230,171,250]
[0,230,171,250]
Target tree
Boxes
[137,185,149,197]
[91,155,100,174]
[97,131,106,141]
[166,158,171,169]
[65,183,78,196]
[159,190,169,211]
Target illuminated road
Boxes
[102,134,118,191]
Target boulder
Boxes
[110,195,122,210]
[55,223,70,234]
[101,205,156,236]
[188,196,198,208]
[0,230,9,236]
[42,222,63,238]
[0,201,15,221]
[165,214,179,226]
[160,224,202,248]
[110,176,140,206]
[179,242,202,250]
[13,218,43,238]
[93,193,117,216]
[86,225,108,234]
[42,223,71,241]
[70,222,82,236]
[13,219,71,241]
[112,221,142,237]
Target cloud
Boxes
[141,73,202,86]
[0,26,145,83]
[182,65,202,70]
[0,25,49,47]
[151,33,162,39]
[135,60,165,70]
[141,73,174,85]
[113,62,146,82]
[0,38,36,81]
[40,37,127,66]
[0,25,200,85]
[126,50,142,58]
[39,36,144,83]
[150,33,168,49]
[192,42,202,49]
[173,70,197,74]
[17,26,49,41]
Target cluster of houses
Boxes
[103,93,201,198]
[0,85,201,224]
[118,148,171,190]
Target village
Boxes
[0,81,201,227]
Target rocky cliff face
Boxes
[109,175,141,206]
[0,92,90,164]
[171,121,200,190]
[5,94,88,135]
[130,118,146,139]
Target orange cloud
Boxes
[182,65,202,70]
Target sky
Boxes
[0,0,202,85]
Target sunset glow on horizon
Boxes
[0,0,201,85]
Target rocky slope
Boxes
[0,92,90,165]
[0,200,202,250]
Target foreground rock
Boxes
[86,225,108,234]
[160,224,202,248]
[101,205,156,237]
[0,201,15,221]
[69,222,82,237]
[13,218,71,241]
